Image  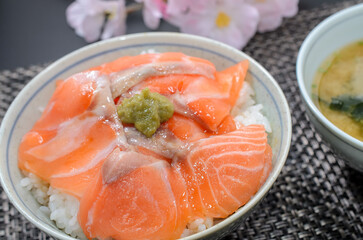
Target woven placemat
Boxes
[1,1,363,239]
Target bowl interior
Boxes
[0,33,291,240]
[297,3,363,147]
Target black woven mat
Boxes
[1,1,363,239]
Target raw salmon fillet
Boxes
[78,125,271,239]
[78,149,190,240]
[18,72,123,198]
[95,52,248,132]
[18,52,272,240]
[176,125,271,219]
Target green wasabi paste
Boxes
[117,88,174,137]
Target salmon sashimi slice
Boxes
[165,114,236,142]
[215,60,249,105]
[91,52,216,75]
[78,149,190,240]
[32,72,96,130]
[259,144,273,187]
[166,114,208,141]
[184,61,248,131]
[123,126,189,160]
[93,53,247,132]
[133,60,248,131]
[18,72,125,198]
[109,61,216,99]
[214,115,237,135]
[92,53,216,99]
[132,75,194,95]
[176,125,270,218]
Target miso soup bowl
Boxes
[297,4,363,172]
[0,32,291,240]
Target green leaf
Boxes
[329,95,363,111]
[351,103,363,123]
[330,97,344,110]
[329,95,363,125]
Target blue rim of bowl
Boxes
[296,3,363,150]
[1,33,291,240]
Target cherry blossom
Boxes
[65,0,300,48]
[135,0,192,29]
[135,0,166,29]
[66,0,126,42]
[176,0,260,49]
[246,0,299,32]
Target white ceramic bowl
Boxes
[297,4,363,172]
[0,32,291,240]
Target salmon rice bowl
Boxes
[18,52,272,240]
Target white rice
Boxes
[231,81,272,133]
[139,49,158,54]
[21,80,270,239]
[180,217,214,237]
[20,172,87,239]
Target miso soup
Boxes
[312,40,363,142]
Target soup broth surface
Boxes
[313,40,363,142]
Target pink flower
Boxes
[246,0,299,32]
[177,0,260,49]
[135,0,166,29]
[136,0,192,29]
[66,0,126,42]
